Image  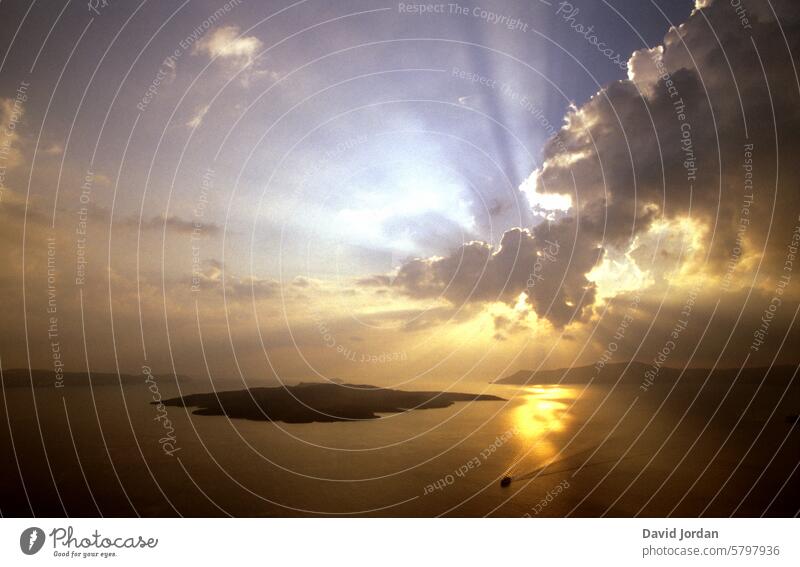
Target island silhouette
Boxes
[157,382,505,423]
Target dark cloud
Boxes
[123,214,222,235]
[291,276,312,287]
[535,0,800,270]
[362,224,600,327]
[365,0,800,334]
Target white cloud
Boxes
[194,25,264,78]
[186,103,210,129]
[626,45,664,94]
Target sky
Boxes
[1,0,799,386]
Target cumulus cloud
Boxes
[534,0,800,272]
[363,225,600,327]
[195,25,261,62]
[193,25,272,84]
[186,103,210,129]
[364,0,800,335]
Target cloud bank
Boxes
[368,0,800,339]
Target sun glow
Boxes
[335,168,476,252]
[504,385,579,462]
[510,385,578,461]
[513,385,576,437]
[519,170,573,213]
[588,246,654,300]
[588,214,711,302]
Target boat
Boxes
[500,476,512,487]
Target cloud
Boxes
[43,143,63,156]
[292,276,313,288]
[534,0,800,273]
[0,97,25,169]
[193,25,270,83]
[198,259,279,299]
[356,304,479,333]
[195,25,261,62]
[540,0,800,312]
[186,103,210,129]
[364,0,800,334]
[362,226,600,327]
[124,214,222,236]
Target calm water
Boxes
[1,377,797,517]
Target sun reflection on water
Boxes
[511,385,579,463]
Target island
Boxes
[158,382,505,423]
